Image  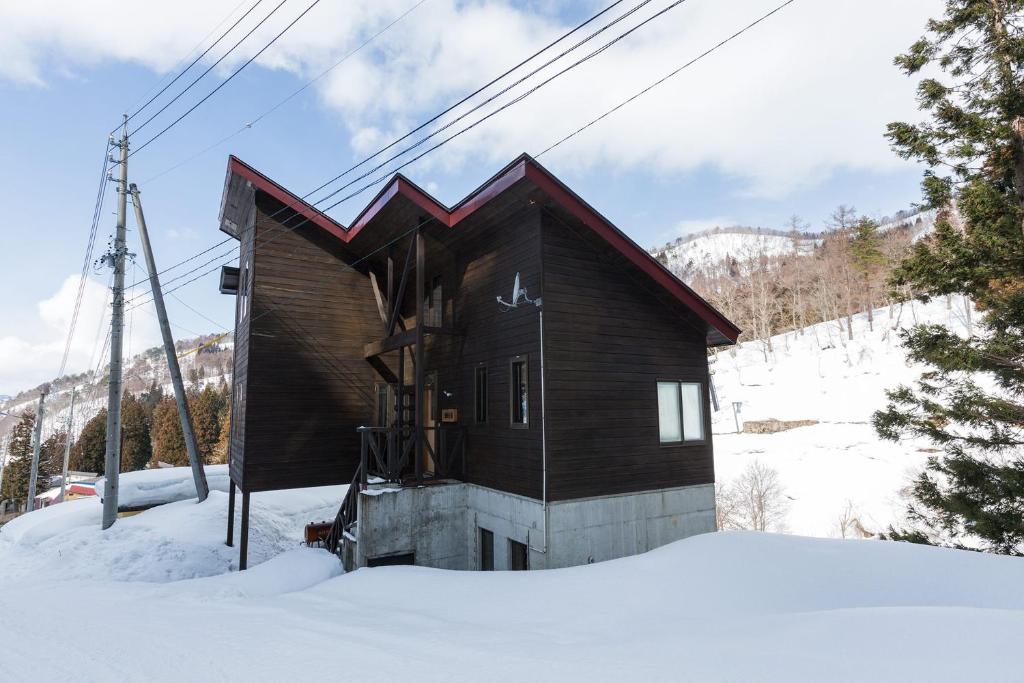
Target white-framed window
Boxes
[657,381,705,443]
[510,356,528,427]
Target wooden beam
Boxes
[366,356,398,384]
[364,328,417,359]
[387,236,416,337]
[415,228,425,483]
[369,270,389,328]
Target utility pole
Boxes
[101,115,129,530]
[59,387,77,502]
[129,183,209,501]
[26,387,48,513]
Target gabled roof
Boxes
[219,154,740,345]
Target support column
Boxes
[226,483,236,547]
[239,491,250,570]
[414,229,425,484]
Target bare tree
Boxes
[716,460,789,532]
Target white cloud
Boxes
[0,275,161,395]
[0,0,942,197]
[676,216,736,236]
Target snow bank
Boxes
[1,526,1021,682]
[94,464,231,509]
[0,485,345,583]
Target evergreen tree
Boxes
[39,430,67,483]
[873,1,1024,554]
[191,383,226,464]
[0,411,35,504]
[150,395,187,467]
[212,406,231,465]
[120,391,152,472]
[71,408,107,474]
[850,217,886,330]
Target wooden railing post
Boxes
[359,428,369,490]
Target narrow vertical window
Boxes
[510,356,528,427]
[657,381,705,443]
[238,259,251,320]
[425,275,443,327]
[480,528,494,571]
[375,384,392,427]
[474,365,488,423]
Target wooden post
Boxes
[226,482,235,547]
[239,491,250,570]
[414,229,425,484]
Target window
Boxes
[510,357,528,427]
[375,384,393,427]
[657,381,705,443]
[509,539,529,571]
[424,275,443,327]
[474,365,488,423]
[238,259,251,320]
[480,528,494,571]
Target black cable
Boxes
[127,0,283,138]
[130,0,324,157]
[117,0,266,133]
[123,0,626,281]
[56,140,112,380]
[126,0,688,309]
[538,0,798,157]
[139,0,433,186]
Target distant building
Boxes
[217,154,740,571]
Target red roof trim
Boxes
[225,154,739,344]
[228,156,347,241]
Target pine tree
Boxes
[0,411,35,504]
[150,395,187,467]
[850,217,885,330]
[191,384,225,464]
[71,408,107,474]
[873,1,1024,555]
[212,406,231,465]
[120,391,152,472]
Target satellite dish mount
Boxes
[497,272,541,311]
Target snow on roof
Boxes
[95,465,231,510]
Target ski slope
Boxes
[712,296,975,537]
[1,488,1021,682]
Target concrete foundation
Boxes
[350,481,715,571]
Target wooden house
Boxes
[218,153,739,571]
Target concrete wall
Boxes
[352,482,715,571]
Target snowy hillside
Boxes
[652,227,816,275]
[0,333,231,469]
[711,295,975,538]
[2,487,1022,682]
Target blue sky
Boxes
[0,0,939,394]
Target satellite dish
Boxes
[497,271,541,311]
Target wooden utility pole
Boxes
[102,115,129,530]
[59,387,76,502]
[129,183,209,502]
[26,388,48,512]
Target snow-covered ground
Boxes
[711,296,975,537]
[1,488,1022,682]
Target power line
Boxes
[538,0,798,157]
[140,0,433,185]
[127,0,283,138]
[126,0,686,310]
[170,292,230,331]
[119,0,266,132]
[316,0,694,213]
[130,0,325,158]
[300,0,630,207]
[56,140,112,380]
[121,0,630,286]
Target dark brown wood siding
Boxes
[231,193,380,492]
[540,210,715,501]
[420,202,544,499]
